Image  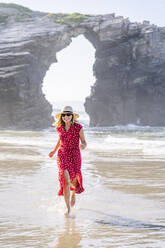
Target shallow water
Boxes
[0,127,165,248]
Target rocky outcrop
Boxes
[84,18,165,126]
[0,3,165,129]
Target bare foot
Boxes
[64,207,70,216]
[71,192,76,207]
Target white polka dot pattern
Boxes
[56,123,84,196]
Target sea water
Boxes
[0,101,165,248]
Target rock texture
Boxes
[85,18,165,126]
[0,4,165,129]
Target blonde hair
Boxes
[53,114,79,128]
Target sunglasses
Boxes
[61,113,73,117]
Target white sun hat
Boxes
[55,106,79,120]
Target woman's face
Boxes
[61,113,73,124]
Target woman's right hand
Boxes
[49,151,55,158]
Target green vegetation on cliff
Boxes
[54,13,91,24]
[0,3,33,23]
[0,4,91,25]
[0,3,32,12]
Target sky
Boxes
[1,0,165,103]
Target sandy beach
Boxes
[0,128,165,247]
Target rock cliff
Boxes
[0,3,165,129]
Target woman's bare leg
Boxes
[71,176,77,207]
[63,170,71,216]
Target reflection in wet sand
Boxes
[54,218,81,248]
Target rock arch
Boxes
[1,4,165,129]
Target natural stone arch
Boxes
[1,4,165,129]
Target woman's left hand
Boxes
[80,143,86,150]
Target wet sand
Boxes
[0,130,165,248]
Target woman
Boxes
[49,106,87,216]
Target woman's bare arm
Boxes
[79,128,87,150]
[49,137,60,157]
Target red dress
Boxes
[56,122,85,196]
